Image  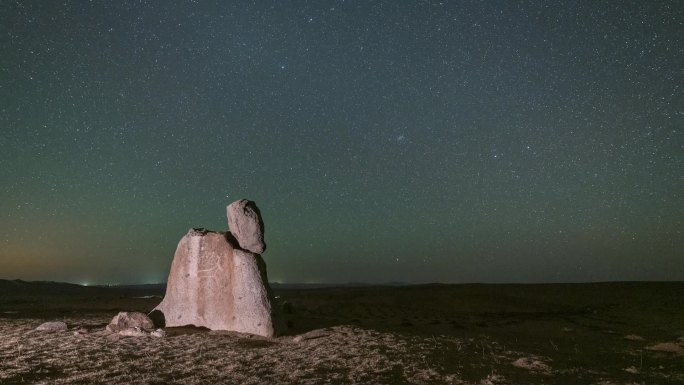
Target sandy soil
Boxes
[1,282,683,384]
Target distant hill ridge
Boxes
[0,279,409,303]
[4,279,680,296]
[0,279,166,297]
[0,279,101,295]
[0,279,410,294]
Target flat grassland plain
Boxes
[0,281,682,384]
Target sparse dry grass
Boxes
[0,316,466,384]
[646,342,683,354]
[1,282,684,384]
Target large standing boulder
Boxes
[227,199,266,254]
[153,227,280,337]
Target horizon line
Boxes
[2,277,684,287]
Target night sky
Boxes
[1,1,682,285]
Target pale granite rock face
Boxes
[227,199,266,254]
[154,228,280,337]
[230,248,277,337]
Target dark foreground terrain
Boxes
[0,280,682,384]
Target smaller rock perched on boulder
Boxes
[227,199,266,253]
[36,321,67,332]
[106,311,154,333]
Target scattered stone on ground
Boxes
[646,342,683,353]
[512,357,553,374]
[624,334,645,341]
[36,321,67,332]
[292,329,330,343]
[118,327,149,337]
[227,199,266,254]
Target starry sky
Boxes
[1,1,682,285]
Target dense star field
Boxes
[1,1,682,284]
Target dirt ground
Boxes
[1,282,683,384]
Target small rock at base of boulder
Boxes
[118,327,149,337]
[106,311,154,333]
[36,321,67,332]
[116,327,165,338]
[227,199,266,254]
